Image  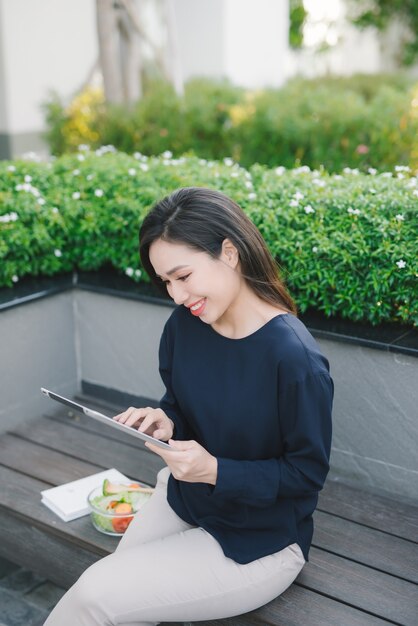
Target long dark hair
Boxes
[139,187,297,314]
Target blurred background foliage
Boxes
[42,73,418,174]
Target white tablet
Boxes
[41,388,173,450]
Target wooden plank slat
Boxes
[0,433,103,485]
[319,480,418,543]
[0,509,100,589]
[313,510,418,583]
[0,465,116,554]
[12,416,165,486]
[195,584,392,626]
[299,547,418,625]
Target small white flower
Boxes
[134,152,143,160]
[199,158,207,165]
[377,301,382,306]
[369,189,376,194]
[290,199,299,207]
[139,163,149,172]
[245,181,253,189]
[347,207,361,215]
[294,165,310,174]
[396,259,406,269]
[22,151,41,162]
[125,267,134,277]
[73,169,80,176]
[12,275,19,283]
[312,246,318,253]
[395,165,410,172]
[24,175,32,183]
[294,191,304,200]
[135,269,142,278]
[397,173,405,179]
[312,178,326,187]
[78,144,90,152]
[395,214,405,221]
[333,174,343,180]
[245,172,252,180]
[52,207,59,214]
[223,157,234,167]
[0,212,18,223]
[368,168,377,175]
[72,192,81,200]
[275,166,286,176]
[77,154,85,162]
[162,150,173,159]
[230,172,239,178]
[37,198,46,205]
[32,188,40,197]
[22,183,31,192]
[412,189,418,197]
[54,249,62,257]
[7,165,16,172]
[86,174,94,181]
[128,168,136,176]
[94,189,104,197]
[15,184,23,191]
[162,159,170,166]
[248,193,257,200]
[381,172,392,178]
[304,205,315,214]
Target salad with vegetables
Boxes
[88,479,154,535]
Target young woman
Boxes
[45,187,333,625]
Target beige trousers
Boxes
[44,467,305,626]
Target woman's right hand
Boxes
[112,407,174,441]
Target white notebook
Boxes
[41,468,131,522]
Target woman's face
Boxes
[149,238,242,325]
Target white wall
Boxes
[0,292,78,434]
[175,0,289,88]
[0,0,97,135]
[174,0,225,80]
[223,0,288,88]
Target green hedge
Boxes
[1,151,417,326]
[43,75,418,173]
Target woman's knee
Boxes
[68,559,115,622]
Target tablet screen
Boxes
[41,388,173,450]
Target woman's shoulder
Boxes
[268,314,331,382]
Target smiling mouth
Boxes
[188,298,206,316]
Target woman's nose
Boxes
[170,282,188,305]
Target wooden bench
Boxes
[1,394,417,625]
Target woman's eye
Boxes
[162,274,190,285]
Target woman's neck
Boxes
[211,285,287,340]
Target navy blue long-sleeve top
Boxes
[158,305,333,564]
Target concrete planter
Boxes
[1,273,417,504]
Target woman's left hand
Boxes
[145,439,218,485]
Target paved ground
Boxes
[0,556,65,626]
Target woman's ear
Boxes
[221,238,239,268]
